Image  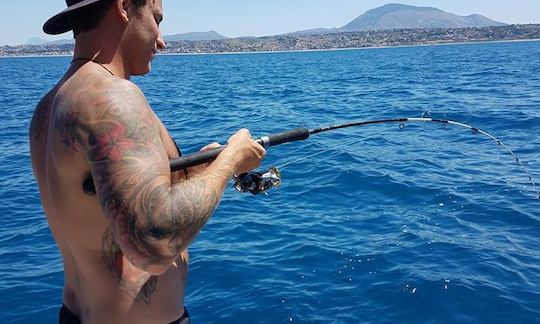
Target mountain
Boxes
[27,37,49,45]
[339,3,507,32]
[18,4,508,46]
[27,37,74,45]
[164,31,227,42]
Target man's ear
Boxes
[115,0,130,22]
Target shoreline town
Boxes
[1,24,539,57]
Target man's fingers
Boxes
[228,128,251,144]
[199,142,221,152]
[254,141,267,157]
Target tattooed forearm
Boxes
[98,170,222,268]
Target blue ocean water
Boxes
[1,41,540,323]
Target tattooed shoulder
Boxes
[53,78,158,155]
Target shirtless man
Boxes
[29,0,266,323]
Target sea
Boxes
[1,41,539,323]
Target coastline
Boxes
[1,38,539,59]
[158,38,540,57]
[0,54,72,59]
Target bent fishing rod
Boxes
[169,117,540,198]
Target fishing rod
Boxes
[169,117,540,198]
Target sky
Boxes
[1,0,539,46]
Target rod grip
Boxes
[169,128,310,172]
[257,128,310,147]
[170,147,224,172]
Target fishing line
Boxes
[279,139,361,170]
[169,117,540,199]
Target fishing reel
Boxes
[233,167,282,194]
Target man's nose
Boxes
[157,32,166,50]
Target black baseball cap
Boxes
[43,0,104,35]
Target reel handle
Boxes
[170,128,310,172]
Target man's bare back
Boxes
[31,1,265,323]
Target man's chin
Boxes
[132,64,152,76]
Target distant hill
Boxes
[4,24,540,57]
[27,37,73,45]
[27,37,49,45]
[164,31,227,42]
[17,4,509,46]
[339,3,506,32]
[22,31,226,47]
[285,27,338,36]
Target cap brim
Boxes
[43,0,103,35]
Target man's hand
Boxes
[200,142,222,152]
[220,129,266,176]
[186,142,222,176]
[184,129,266,179]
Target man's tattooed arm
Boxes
[70,79,234,275]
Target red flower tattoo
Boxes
[94,122,137,162]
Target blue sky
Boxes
[1,0,539,45]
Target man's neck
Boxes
[72,29,129,79]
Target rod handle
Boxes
[256,128,310,147]
[170,128,310,172]
[170,147,224,171]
